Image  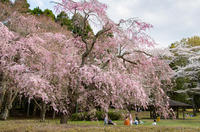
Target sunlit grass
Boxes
[1,118,200,132]
[0,111,200,132]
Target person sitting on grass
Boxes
[135,113,140,122]
[108,118,116,125]
[104,114,116,125]
[152,119,157,126]
[134,113,140,125]
[124,116,130,125]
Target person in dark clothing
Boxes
[135,113,140,123]
[108,119,116,125]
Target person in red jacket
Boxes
[124,116,130,125]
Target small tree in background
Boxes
[30,7,43,16]
[43,9,55,20]
[56,11,93,39]
[56,11,73,30]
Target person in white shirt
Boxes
[152,119,157,126]
[129,113,133,125]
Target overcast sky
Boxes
[27,0,200,48]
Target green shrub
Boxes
[95,111,105,120]
[71,110,122,121]
[71,112,89,121]
[95,110,122,121]
[71,113,83,121]
[108,111,121,120]
[30,7,43,16]
[43,9,55,20]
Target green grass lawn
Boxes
[68,119,200,128]
[0,111,200,132]
[0,118,200,132]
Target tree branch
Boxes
[10,89,19,106]
[117,55,138,65]
[33,98,42,110]
[133,50,153,57]
[80,27,111,67]
[90,27,112,53]
[101,60,110,69]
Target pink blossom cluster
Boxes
[57,0,107,16]
[8,12,40,34]
[0,0,173,118]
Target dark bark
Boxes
[26,101,30,117]
[150,108,153,119]
[40,102,46,121]
[52,110,55,119]
[59,101,76,124]
[81,52,89,67]
[80,27,111,67]
[152,109,156,120]
[0,83,6,112]
[117,55,138,65]
[0,100,11,120]
[0,89,18,120]
[0,107,9,120]
[0,90,5,111]
[32,104,37,117]
[60,114,68,124]
[192,96,197,116]
[33,98,47,120]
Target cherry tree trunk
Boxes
[60,114,68,124]
[52,110,55,119]
[26,101,30,117]
[0,90,16,120]
[0,107,9,120]
[40,102,46,122]
[32,104,37,117]
[0,94,4,112]
[0,85,6,112]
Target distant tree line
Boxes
[29,7,93,38]
[0,0,93,38]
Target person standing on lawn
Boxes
[104,114,108,125]
[129,113,133,125]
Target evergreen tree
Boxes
[43,9,55,20]
[30,7,43,16]
[56,11,73,31]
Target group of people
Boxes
[104,113,144,126]
[124,113,143,125]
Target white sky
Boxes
[27,0,200,48]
